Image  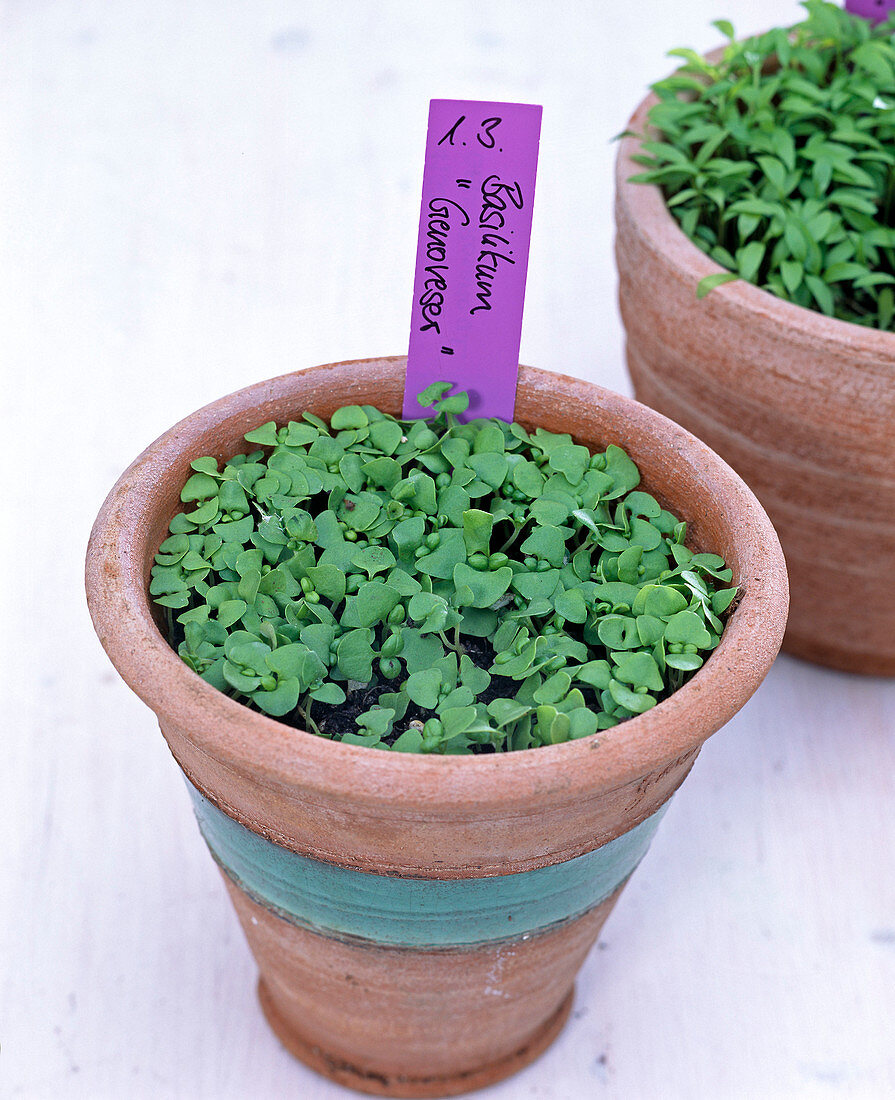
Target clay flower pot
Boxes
[615,95,895,676]
[86,357,787,1097]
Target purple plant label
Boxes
[845,0,895,21]
[403,99,542,421]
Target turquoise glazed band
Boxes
[188,782,668,948]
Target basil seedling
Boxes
[151,383,736,753]
[628,1,895,330]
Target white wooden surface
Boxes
[4,3,894,1097]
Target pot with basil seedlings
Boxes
[615,0,895,674]
[86,356,787,1097]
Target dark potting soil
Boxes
[165,608,521,752]
[310,634,515,751]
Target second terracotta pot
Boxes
[616,96,895,676]
[85,358,788,1096]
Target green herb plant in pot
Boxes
[615,0,895,674]
[86,357,788,1097]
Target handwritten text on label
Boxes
[404,100,542,421]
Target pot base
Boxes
[258,978,574,1098]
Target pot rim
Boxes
[615,90,895,358]
[86,358,788,812]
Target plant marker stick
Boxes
[845,0,895,21]
[403,99,542,421]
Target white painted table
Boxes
[4,3,893,1097]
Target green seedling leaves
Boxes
[554,587,588,624]
[597,615,641,651]
[256,678,302,717]
[350,545,396,579]
[408,591,453,635]
[665,610,713,649]
[391,727,424,753]
[181,472,220,502]
[400,628,445,674]
[391,516,427,558]
[611,651,665,692]
[337,492,381,531]
[603,446,641,498]
[453,563,513,608]
[244,421,279,447]
[414,528,466,579]
[664,650,705,672]
[152,383,735,753]
[572,660,612,690]
[310,682,347,706]
[462,509,493,557]
[512,460,546,498]
[487,698,533,727]
[337,628,375,682]
[330,405,369,431]
[303,563,346,604]
[343,582,402,628]
[608,678,657,715]
[458,653,490,696]
[632,584,689,618]
[362,456,402,491]
[520,525,566,567]
[417,381,470,416]
[406,668,442,709]
[535,706,572,745]
[631,4,895,330]
[358,706,396,737]
[533,671,572,705]
[568,708,599,739]
[467,452,508,490]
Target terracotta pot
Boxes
[85,357,787,1097]
[615,94,895,676]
